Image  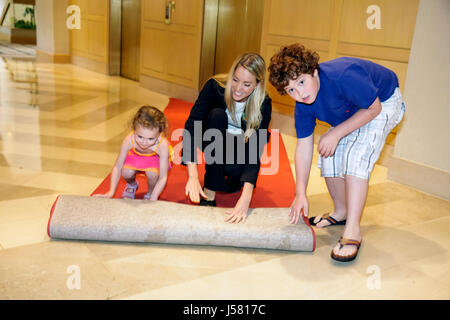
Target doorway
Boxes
[214,0,264,74]
[200,0,264,86]
[120,0,141,81]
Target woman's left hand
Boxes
[224,197,250,224]
[318,129,341,158]
[225,182,254,224]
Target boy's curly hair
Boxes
[268,43,320,95]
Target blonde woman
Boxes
[182,52,272,224]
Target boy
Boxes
[268,44,405,262]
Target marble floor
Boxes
[0,57,449,300]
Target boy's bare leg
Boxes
[332,175,366,257]
[315,177,347,227]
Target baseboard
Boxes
[140,74,199,103]
[71,55,109,75]
[36,49,71,63]
[272,102,294,116]
[388,156,450,201]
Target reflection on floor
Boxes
[0,41,36,59]
[0,58,449,299]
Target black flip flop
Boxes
[309,213,346,227]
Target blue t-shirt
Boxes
[295,57,399,138]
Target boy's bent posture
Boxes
[268,44,405,262]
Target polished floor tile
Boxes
[0,57,448,300]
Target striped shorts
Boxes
[318,87,405,180]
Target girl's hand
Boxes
[289,195,308,224]
[318,129,341,158]
[224,196,251,224]
[185,176,207,203]
[93,191,114,198]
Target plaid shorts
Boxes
[318,87,405,180]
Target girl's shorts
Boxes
[123,148,173,175]
[318,87,405,180]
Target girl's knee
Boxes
[121,168,136,180]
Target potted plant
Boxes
[14,6,36,30]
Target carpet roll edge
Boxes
[302,214,316,252]
[47,195,61,238]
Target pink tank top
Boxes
[123,131,173,173]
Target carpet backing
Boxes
[48,195,315,252]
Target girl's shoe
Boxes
[143,192,151,200]
[121,182,138,199]
[199,199,216,207]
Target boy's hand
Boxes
[289,195,308,224]
[318,129,340,158]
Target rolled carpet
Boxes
[48,195,315,252]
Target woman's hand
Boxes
[185,176,207,203]
[289,195,308,224]
[224,182,253,224]
[224,196,251,224]
[318,129,340,158]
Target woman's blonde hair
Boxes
[214,52,267,142]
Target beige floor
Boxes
[0,57,449,300]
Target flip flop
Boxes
[331,237,362,262]
[121,182,138,199]
[309,213,346,227]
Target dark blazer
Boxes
[182,78,272,187]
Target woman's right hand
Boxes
[185,176,207,203]
[289,195,309,224]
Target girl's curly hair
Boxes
[268,43,320,95]
[131,105,168,137]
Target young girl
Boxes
[97,105,173,200]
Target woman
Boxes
[182,52,272,224]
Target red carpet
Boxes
[91,98,296,208]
